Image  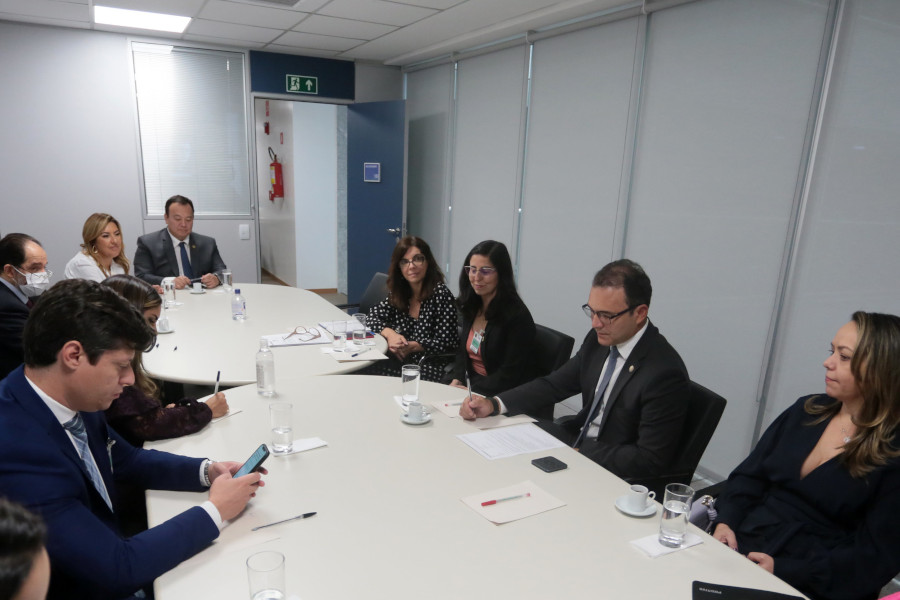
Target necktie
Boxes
[25,298,34,308]
[572,345,620,449]
[179,241,194,279]
[63,413,113,510]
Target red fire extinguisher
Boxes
[268,147,284,201]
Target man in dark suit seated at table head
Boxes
[0,233,50,381]
[134,194,227,290]
[0,279,264,600]
[461,259,690,482]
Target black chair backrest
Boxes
[358,272,388,316]
[532,323,575,377]
[635,381,727,497]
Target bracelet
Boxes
[489,397,500,417]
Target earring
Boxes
[91,245,98,254]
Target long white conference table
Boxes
[146,376,806,600]
[142,284,388,386]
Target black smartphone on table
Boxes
[234,443,270,478]
[532,456,567,473]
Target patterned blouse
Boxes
[363,282,459,382]
[104,385,212,446]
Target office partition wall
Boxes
[517,17,642,343]
[623,0,830,475]
[406,63,455,271]
[445,46,530,292]
[761,0,900,429]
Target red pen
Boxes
[481,492,531,507]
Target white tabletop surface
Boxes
[146,375,806,600]
[142,284,387,386]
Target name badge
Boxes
[469,329,484,355]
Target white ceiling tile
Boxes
[292,14,396,40]
[0,0,88,21]
[0,12,91,28]
[392,0,466,9]
[187,18,283,43]
[263,43,342,58]
[94,0,206,17]
[319,0,437,27]
[182,33,268,49]
[273,30,365,51]
[199,1,308,29]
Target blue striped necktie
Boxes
[573,345,620,448]
[63,413,113,510]
[179,241,194,279]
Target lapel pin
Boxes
[628,365,634,373]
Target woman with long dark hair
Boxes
[713,311,900,600]
[363,236,458,382]
[101,274,228,445]
[446,240,536,396]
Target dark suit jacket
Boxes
[447,303,537,397]
[0,283,30,380]
[501,321,689,481]
[133,227,227,286]
[0,367,219,600]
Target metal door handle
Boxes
[386,228,402,236]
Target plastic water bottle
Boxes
[256,338,275,397]
[231,288,247,321]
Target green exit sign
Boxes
[286,74,318,95]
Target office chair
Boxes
[338,272,388,315]
[528,323,575,420]
[631,380,727,498]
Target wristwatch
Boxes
[488,396,500,417]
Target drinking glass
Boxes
[269,403,293,454]
[246,551,285,600]
[658,483,694,548]
[401,364,420,405]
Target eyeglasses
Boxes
[284,326,321,342]
[582,304,634,324]
[463,266,497,277]
[399,255,426,269]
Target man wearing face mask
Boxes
[0,233,51,380]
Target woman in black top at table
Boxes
[446,240,536,397]
[713,311,900,600]
[362,236,458,382]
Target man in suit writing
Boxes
[0,279,264,599]
[0,233,50,380]
[461,259,690,482]
[134,195,227,289]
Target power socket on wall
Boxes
[239,224,250,240]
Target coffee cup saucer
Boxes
[156,327,175,334]
[401,413,432,426]
[190,289,205,295]
[615,495,657,518]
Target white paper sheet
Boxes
[321,346,387,362]
[462,480,566,524]
[267,437,327,456]
[630,532,703,557]
[263,329,330,347]
[456,424,566,459]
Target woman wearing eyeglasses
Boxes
[446,240,536,396]
[363,236,458,382]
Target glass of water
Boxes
[401,364,420,406]
[658,483,694,548]
[163,279,176,309]
[352,314,367,346]
[332,320,347,350]
[246,550,285,600]
[269,403,293,454]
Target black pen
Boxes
[251,512,317,531]
[213,370,221,395]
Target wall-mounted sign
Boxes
[364,162,381,183]
[286,74,318,95]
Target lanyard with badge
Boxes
[469,328,485,354]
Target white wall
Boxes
[293,103,338,289]
[257,99,297,286]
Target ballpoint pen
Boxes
[251,512,317,531]
[481,493,531,507]
[213,370,221,396]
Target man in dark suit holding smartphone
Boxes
[134,195,227,289]
[0,279,264,600]
[461,259,690,483]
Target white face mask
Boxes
[14,267,52,297]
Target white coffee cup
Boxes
[623,484,655,512]
[407,401,424,422]
[193,282,202,293]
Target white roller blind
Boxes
[132,43,251,216]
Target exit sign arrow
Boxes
[286,74,318,95]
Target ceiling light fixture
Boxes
[94,6,191,33]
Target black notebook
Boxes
[693,581,805,600]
